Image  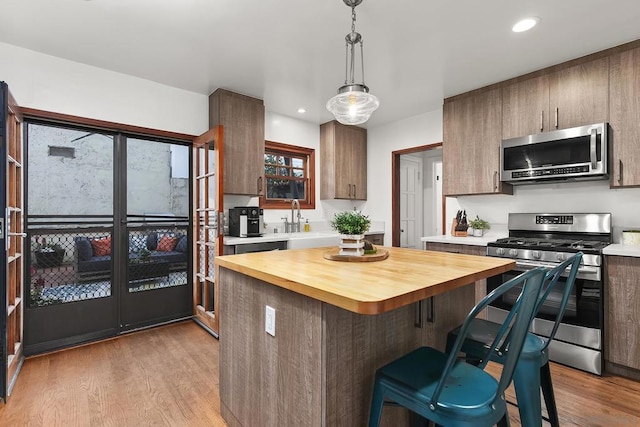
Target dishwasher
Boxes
[225,240,287,255]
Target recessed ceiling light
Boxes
[297,108,306,114]
[512,17,539,33]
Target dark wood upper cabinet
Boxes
[443,88,512,196]
[502,57,609,140]
[209,89,265,196]
[320,121,367,200]
[609,46,640,187]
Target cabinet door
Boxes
[443,88,511,196]
[502,75,550,139]
[610,47,640,187]
[320,121,367,200]
[350,129,367,200]
[605,256,640,370]
[210,90,265,196]
[548,57,609,130]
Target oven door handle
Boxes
[515,260,599,277]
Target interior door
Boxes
[400,155,423,248]
[192,127,223,336]
[0,82,25,400]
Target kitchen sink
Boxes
[285,232,341,249]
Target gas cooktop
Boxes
[491,237,609,252]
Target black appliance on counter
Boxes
[228,207,264,237]
[486,213,611,375]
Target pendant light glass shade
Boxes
[327,84,380,125]
[327,0,379,125]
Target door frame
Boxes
[391,143,443,247]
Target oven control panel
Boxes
[536,215,573,225]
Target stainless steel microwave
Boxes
[500,123,609,184]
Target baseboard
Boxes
[605,361,640,381]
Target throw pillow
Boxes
[157,235,179,252]
[91,236,111,257]
[75,237,93,261]
[146,232,158,250]
[175,235,188,253]
[129,234,147,253]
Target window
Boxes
[261,141,315,209]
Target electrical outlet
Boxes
[265,305,276,336]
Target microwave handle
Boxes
[590,128,597,169]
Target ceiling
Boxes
[2,0,639,127]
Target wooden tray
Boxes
[323,248,389,262]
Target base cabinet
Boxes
[605,256,640,372]
[425,242,488,314]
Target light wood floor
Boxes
[0,321,638,426]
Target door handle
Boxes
[353,184,356,199]
[554,107,558,129]
[589,128,597,169]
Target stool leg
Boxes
[540,362,560,427]
[512,358,543,427]
[369,381,385,427]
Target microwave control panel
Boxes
[511,165,589,179]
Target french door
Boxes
[192,127,223,336]
[0,82,25,401]
[23,120,193,354]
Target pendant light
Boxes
[326,0,379,126]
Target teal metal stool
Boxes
[369,267,546,427]
[445,252,583,427]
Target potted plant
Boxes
[468,215,490,237]
[330,210,371,256]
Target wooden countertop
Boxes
[215,246,515,315]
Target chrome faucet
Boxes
[291,199,301,233]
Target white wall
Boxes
[367,105,640,244]
[226,112,363,233]
[366,109,444,245]
[0,42,208,135]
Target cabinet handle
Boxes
[618,159,623,185]
[414,301,423,328]
[426,297,435,323]
[353,184,357,199]
[257,176,263,195]
[554,107,558,129]
[348,184,352,198]
[493,171,498,191]
[540,110,544,132]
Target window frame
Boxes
[260,141,315,209]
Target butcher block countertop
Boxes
[215,246,515,315]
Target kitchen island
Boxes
[215,246,514,426]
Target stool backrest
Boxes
[430,267,546,407]
[537,252,583,352]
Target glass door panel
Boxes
[120,138,191,331]
[24,123,118,354]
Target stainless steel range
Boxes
[486,213,611,375]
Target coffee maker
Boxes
[228,207,264,237]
